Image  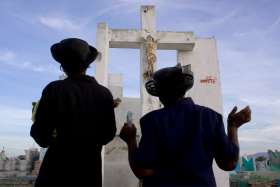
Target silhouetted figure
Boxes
[120,64,251,187]
[31,38,116,187]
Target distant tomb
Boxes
[0,147,39,178]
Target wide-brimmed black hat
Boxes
[145,64,194,97]
[51,38,98,65]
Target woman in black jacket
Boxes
[31,38,117,187]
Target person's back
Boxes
[41,76,116,147]
[137,98,238,186]
[30,38,116,187]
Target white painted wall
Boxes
[181,38,223,114]
[105,75,141,187]
[178,38,229,187]
[95,23,110,86]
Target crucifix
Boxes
[95,5,195,115]
[95,5,228,187]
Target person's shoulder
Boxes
[96,83,113,98]
[97,83,111,92]
[193,102,222,119]
[139,112,157,131]
[191,104,224,136]
[140,108,163,125]
[83,75,113,97]
[42,80,63,92]
[195,102,220,114]
[47,80,63,86]
[141,111,154,122]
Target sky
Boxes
[0,0,279,156]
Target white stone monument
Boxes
[95,5,229,187]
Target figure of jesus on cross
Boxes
[95,5,195,115]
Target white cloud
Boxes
[38,16,82,31]
[239,123,280,154]
[233,14,280,39]
[94,3,133,18]
[23,61,51,72]
[0,51,16,61]
[0,50,60,74]
[219,42,279,93]
[5,59,60,74]
[205,10,237,26]
[240,97,280,108]
[181,8,239,31]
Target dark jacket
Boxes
[134,98,238,187]
[30,75,116,187]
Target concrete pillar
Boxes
[177,50,193,65]
[95,23,110,187]
[177,50,194,98]
[177,39,223,114]
[95,23,110,86]
[177,43,229,187]
[140,5,160,116]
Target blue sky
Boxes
[0,0,279,156]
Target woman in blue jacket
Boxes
[120,64,251,187]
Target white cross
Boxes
[95,5,195,115]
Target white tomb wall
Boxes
[108,74,141,135]
[178,38,229,187]
[180,38,223,114]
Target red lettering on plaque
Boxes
[200,76,217,84]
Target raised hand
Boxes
[113,98,122,108]
[120,123,137,143]
[227,106,251,128]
